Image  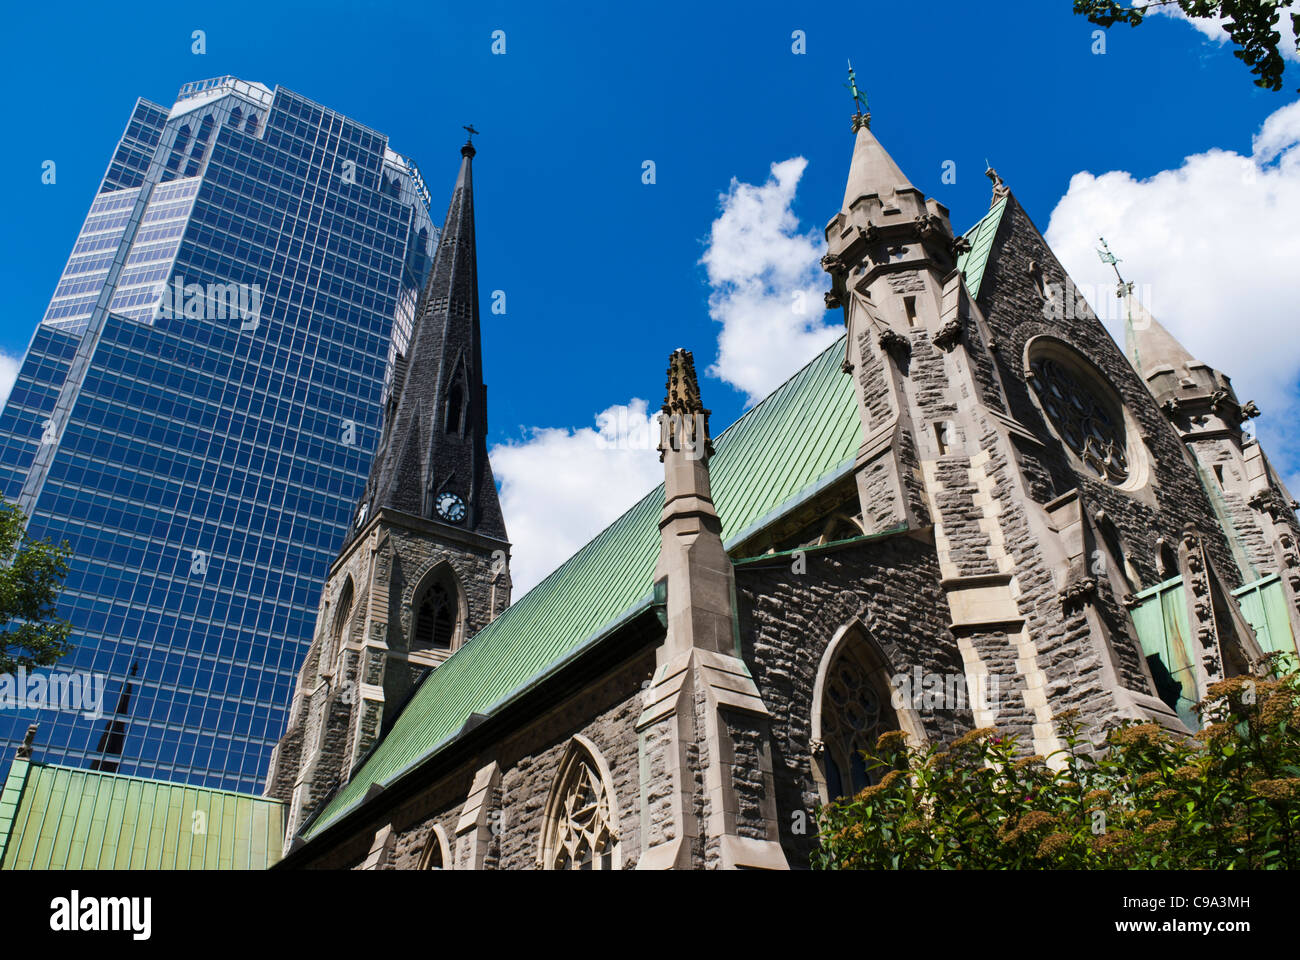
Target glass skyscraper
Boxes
[0,76,436,792]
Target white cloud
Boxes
[1044,98,1300,468]
[491,400,663,597]
[0,351,21,406]
[700,157,841,405]
[1145,1,1299,62]
[490,157,840,601]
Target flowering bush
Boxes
[813,657,1300,869]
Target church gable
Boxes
[274,114,1295,871]
[974,193,1243,592]
[288,200,1022,849]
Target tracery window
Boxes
[541,739,618,870]
[819,638,901,801]
[1028,344,1132,486]
[411,568,459,651]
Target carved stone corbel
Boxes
[915,213,940,242]
[932,318,963,352]
[1059,576,1097,609]
[878,328,910,360]
[820,252,846,276]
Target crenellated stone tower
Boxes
[266,139,511,843]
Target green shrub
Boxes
[813,657,1300,869]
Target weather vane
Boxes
[845,61,870,130]
[1097,237,1133,297]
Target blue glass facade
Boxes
[0,77,435,792]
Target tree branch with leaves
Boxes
[0,501,73,674]
[1075,0,1300,91]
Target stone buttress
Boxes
[635,350,789,869]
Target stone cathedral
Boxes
[265,111,1300,870]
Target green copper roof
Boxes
[0,760,284,869]
[304,203,1009,840]
[957,197,1007,300]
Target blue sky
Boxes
[2,0,1297,590]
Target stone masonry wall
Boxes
[733,532,968,869]
[1188,436,1276,577]
[297,646,655,869]
[976,196,1243,591]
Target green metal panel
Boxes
[0,759,29,867]
[1233,574,1297,656]
[1130,576,1199,729]
[956,198,1007,300]
[305,204,1012,839]
[0,762,284,870]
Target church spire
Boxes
[839,91,914,215]
[1123,292,1199,382]
[1120,281,1259,434]
[346,137,507,546]
[826,66,950,252]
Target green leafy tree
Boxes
[814,655,1300,869]
[1075,0,1300,91]
[0,500,73,674]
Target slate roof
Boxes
[345,142,506,548]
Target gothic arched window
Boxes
[812,624,913,803]
[418,825,451,870]
[445,383,464,434]
[1096,514,1141,592]
[1027,338,1141,488]
[323,578,353,672]
[540,737,619,870]
[333,580,353,642]
[411,567,460,652]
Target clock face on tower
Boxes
[435,492,467,523]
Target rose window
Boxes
[1029,354,1130,485]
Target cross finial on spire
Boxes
[845,61,870,131]
[1097,237,1133,297]
[461,125,479,158]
